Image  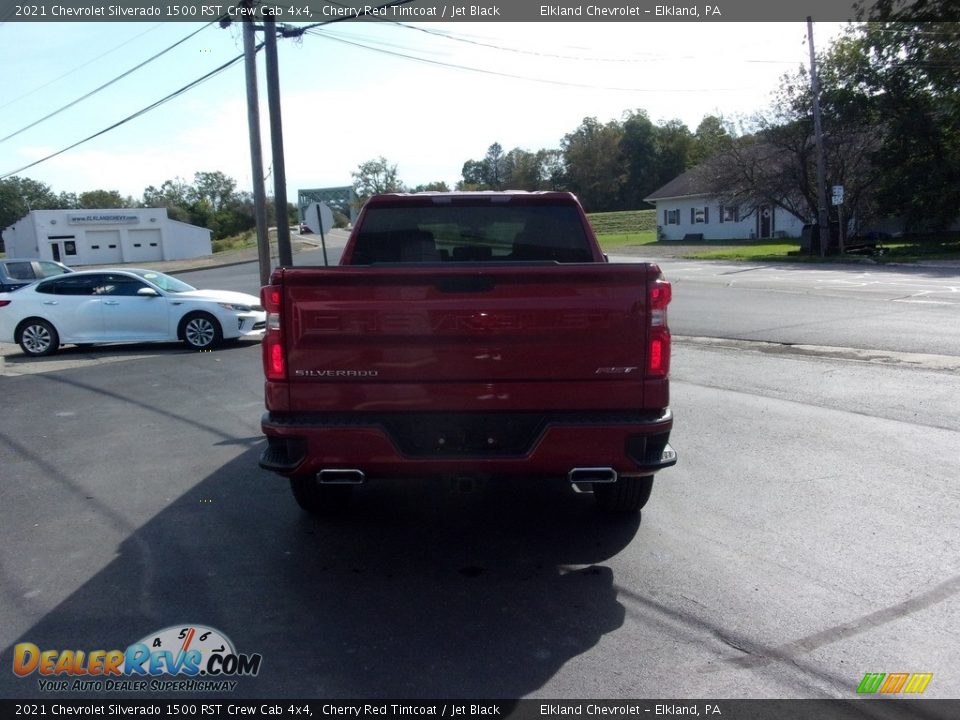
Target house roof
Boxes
[643,167,713,203]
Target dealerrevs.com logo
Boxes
[13,624,262,693]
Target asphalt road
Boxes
[0,254,957,703]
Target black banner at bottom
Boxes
[1,699,959,720]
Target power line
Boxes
[0,22,216,145]
[318,18,811,67]
[396,23,801,65]
[0,48,253,181]
[305,29,746,93]
[0,3,408,183]
[0,23,166,112]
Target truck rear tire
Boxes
[290,475,353,515]
[594,475,654,514]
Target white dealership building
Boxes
[3,208,212,266]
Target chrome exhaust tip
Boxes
[568,467,618,487]
[317,469,366,485]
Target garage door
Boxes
[126,229,163,262]
[85,230,123,263]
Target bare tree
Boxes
[701,56,885,232]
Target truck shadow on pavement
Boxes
[1,447,641,700]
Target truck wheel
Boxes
[594,475,654,514]
[18,318,59,357]
[290,475,353,515]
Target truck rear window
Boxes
[349,204,593,264]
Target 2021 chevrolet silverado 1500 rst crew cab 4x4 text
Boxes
[258,191,676,514]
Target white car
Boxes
[0,268,266,357]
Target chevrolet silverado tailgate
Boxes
[274,263,663,410]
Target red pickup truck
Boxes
[259,192,676,514]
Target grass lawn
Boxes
[873,235,960,263]
[588,209,658,235]
[683,241,803,261]
[686,236,960,263]
[594,231,658,250]
[211,231,256,253]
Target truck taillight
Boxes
[261,285,286,381]
[648,277,672,377]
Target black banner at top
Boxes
[0,0,957,23]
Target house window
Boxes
[665,209,680,225]
[720,206,739,223]
[691,207,709,224]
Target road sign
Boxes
[305,201,334,234]
[832,185,844,205]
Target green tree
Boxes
[411,181,450,192]
[538,149,566,190]
[481,143,507,189]
[57,191,79,209]
[0,176,63,240]
[352,157,404,203]
[653,119,694,191]
[849,13,960,230]
[142,177,192,222]
[192,171,237,212]
[689,115,735,166]
[457,160,486,190]
[619,110,658,208]
[459,144,563,191]
[213,190,255,239]
[561,117,625,212]
[502,148,545,190]
[140,172,253,240]
[78,189,130,208]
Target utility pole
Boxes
[241,1,272,286]
[807,17,831,258]
[264,13,293,267]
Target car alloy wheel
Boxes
[19,320,59,357]
[182,313,221,350]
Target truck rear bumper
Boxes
[260,409,675,480]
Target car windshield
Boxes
[128,269,196,294]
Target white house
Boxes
[644,168,806,242]
[4,208,212,266]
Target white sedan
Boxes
[0,268,266,357]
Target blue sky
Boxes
[0,20,847,200]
